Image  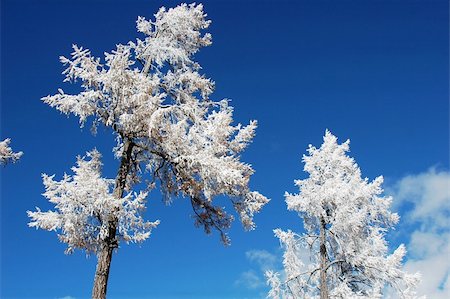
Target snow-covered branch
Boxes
[0,138,23,165]
[28,150,159,254]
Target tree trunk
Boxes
[319,217,329,299]
[92,244,114,299]
[91,139,134,299]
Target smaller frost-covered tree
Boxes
[0,138,23,165]
[28,149,159,254]
[266,130,421,299]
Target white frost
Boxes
[28,150,159,254]
[0,138,23,165]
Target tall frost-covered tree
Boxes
[0,138,23,165]
[30,3,269,298]
[266,130,421,299]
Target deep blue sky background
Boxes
[1,0,448,298]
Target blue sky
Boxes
[1,0,448,298]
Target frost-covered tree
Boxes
[31,3,268,298]
[266,130,421,299]
[0,138,23,165]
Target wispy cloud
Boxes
[389,168,450,299]
[235,270,265,289]
[235,249,279,290]
[390,167,450,228]
[245,249,277,271]
[57,296,76,299]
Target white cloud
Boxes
[235,249,279,290]
[390,168,450,229]
[57,296,76,299]
[235,270,265,289]
[245,249,277,271]
[388,168,450,299]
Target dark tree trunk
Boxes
[91,139,134,299]
[92,244,114,299]
[319,217,329,299]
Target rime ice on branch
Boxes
[266,130,421,299]
[0,138,23,165]
[28,150,159,254]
